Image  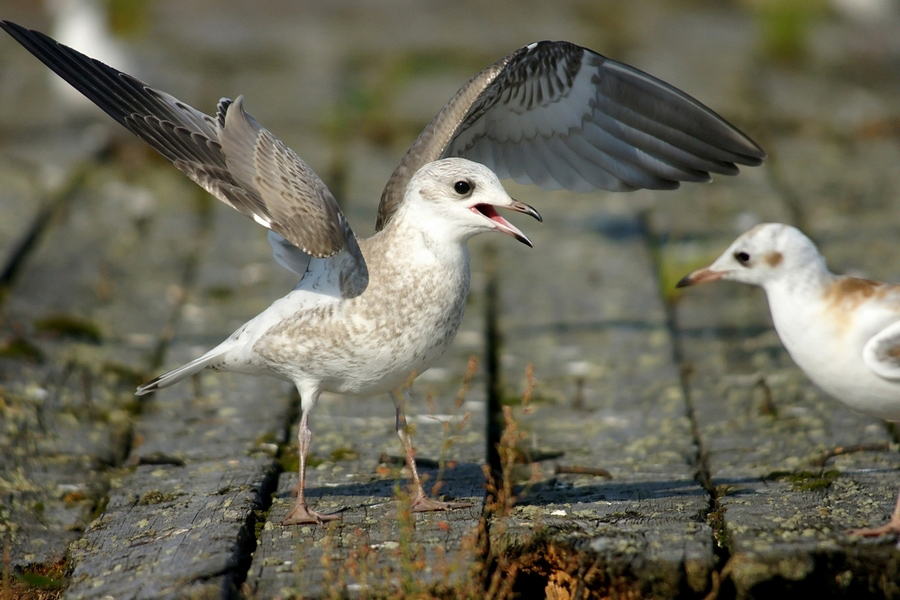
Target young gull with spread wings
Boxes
[1,22,764,523]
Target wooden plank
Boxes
[0,156,205,571]
[655,127,900,595]
[64,203,296,598]
[247,387,487,599]
[486,189,714,598]
[670,243,900,597]
[65,459,277,599]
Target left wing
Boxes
[2,21,369,297]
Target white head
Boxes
[677,223,827,290]
[401,158,541,246]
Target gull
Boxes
[677,223,900,537]
[2,21,764,524]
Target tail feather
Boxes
[136,351,225,395]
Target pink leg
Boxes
[282,405,339,525]
[849,486,900,537]
[393,390,471,513]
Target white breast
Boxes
[249,226,472,397]
[768,282,900,421]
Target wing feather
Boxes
[1,21,367,295]
[378,40,765,229]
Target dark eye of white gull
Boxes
[734,251,751,266]
[454,180,471,195]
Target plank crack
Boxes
[637,211,733,577]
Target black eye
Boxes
[454,180,471,195]
[734,251,751,266]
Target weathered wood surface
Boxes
[2,1,900,598]
[489,192,715,598]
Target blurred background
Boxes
[3,0,900,594]
[1,0,899,221]
[2,0,899,246]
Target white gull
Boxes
[678,223,900,537]
[2,22,764,523]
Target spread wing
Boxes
[377,40,765,230]
[863,319,900,381]
[1,21,368,296]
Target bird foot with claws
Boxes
[409,490,473,513]
[849,518,900,538]
[282,501,340,525]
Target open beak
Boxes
[675,266,726,288]
[472,199,542,247]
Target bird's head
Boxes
[677,223,824,289]
[404,158,541,247]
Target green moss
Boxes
[121,398,144,416]
[138,490,180,505]
[716,484,736,497]
[256,432,278,445]
[278,453,299,473]
[205,285,235,301]
[658,253,721,305]
[753,0,827,62]
[330,447,359,461]
[501,391,525,406]
[102,361,148,386]
[252,507,271,539]
[0,336,43,361]
[15,571,65,590]
[765,469,840,491]
[12,558,68,592]
[708,504,730,549]
[34,314,102,343]
[277,447,324,473]
[90,495,110,522]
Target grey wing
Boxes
[2,21,367,293]
[863,320,900,381]
[377,40,765,230]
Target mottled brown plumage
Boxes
[2,21,764,523]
